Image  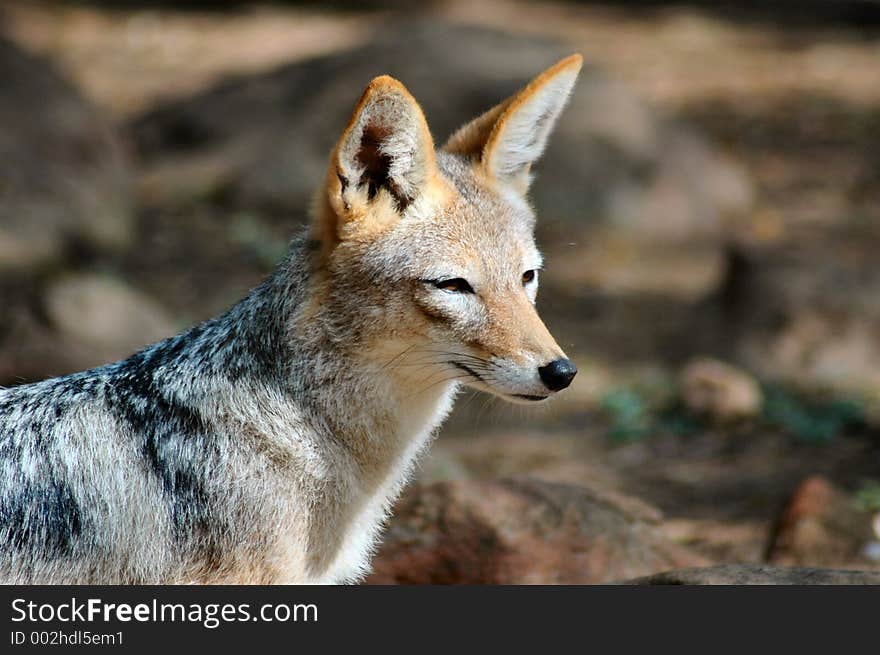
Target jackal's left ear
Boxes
[322,75,442,244]
[444,54,582,193]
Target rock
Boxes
[623,563,880,585]
[0,37,133,271]
[766,475,875,568]
[757,312,880,400]
[550,239,726,302]
[365,477,707,584]
[717,240,880,404]
[0,272,177,385]
[131,20,752,254]
[44,273,177,358]
[681,357,763,421]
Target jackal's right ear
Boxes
[319,75,443,247]
[443,54,582,194]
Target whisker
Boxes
[375,347,509,402]
[402,373,470,400]
[377,344,417,372]
[421,349,493,364]
[474,392,496,426]
[456,388,481,414]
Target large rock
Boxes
[0,273,176,385]
[131,21,752,255]
[681,357,763,421]
[625,563,880,585]
[366,477,707,584]
[766,475,876,568]
[717,239,880,407]
[44,273,177,355]
[0,37,133,271]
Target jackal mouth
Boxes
[512,393,550,402]
[450,361,550,402]
[449,361,486,383]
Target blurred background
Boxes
[2,0,880,583]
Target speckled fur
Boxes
[0,55,582,584]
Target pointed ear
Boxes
[321,75,440,244]
[444,54,582,193]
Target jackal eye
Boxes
[433,278,474,294]
[522,270,537,285]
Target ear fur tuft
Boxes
[327,75,438,234]
[444,54,582,192]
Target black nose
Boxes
[538,358,577,391]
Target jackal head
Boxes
[312,55,582,403]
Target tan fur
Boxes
[443,100,512,161]
[319,75,453,255]
[286,57,582,581]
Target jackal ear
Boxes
[443,54,582,193]
[322,75,440,242]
